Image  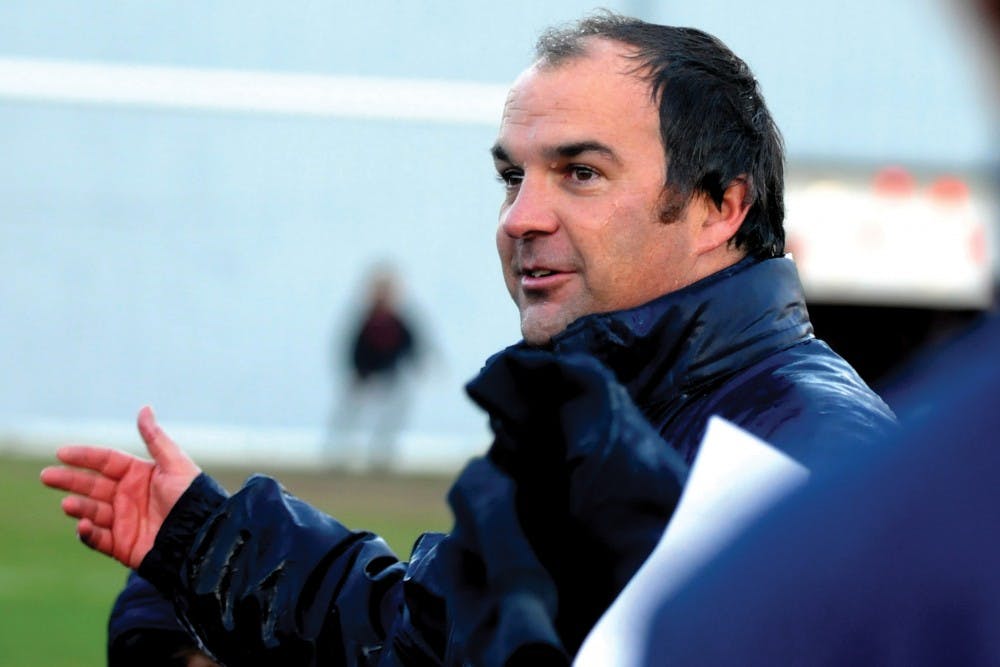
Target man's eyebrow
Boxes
[490,143,511,163]
[546,141,621,164]
[491,141,621,165]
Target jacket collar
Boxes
[532,256,814,410]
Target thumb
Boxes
[137,405,197,473]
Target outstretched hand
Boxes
[39,406,201,569]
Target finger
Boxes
[77,518,115,558]
[61,494,114,528]
[53,446,138,480]
[185,653,222,667]
[137,405,182,465]
[137,406,199,476]
[40,466,118,503]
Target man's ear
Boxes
[695,177,751,255]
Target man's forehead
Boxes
[504,40,651,110]
[496,42,658,156]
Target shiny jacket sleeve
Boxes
[108,571,202,667]
[463,346,689,658]
[135,473,416,666]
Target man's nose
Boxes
[499,177,559,238]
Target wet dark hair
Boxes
[536,11,785,258]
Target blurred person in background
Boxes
[41,12,895,666]
[326,265,421,471]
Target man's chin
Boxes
[521,331,554,347]
[519,311,575,347]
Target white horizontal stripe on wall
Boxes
[0,56,509,125]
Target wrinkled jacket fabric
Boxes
[108,256,895,666]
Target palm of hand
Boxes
[107,459,176,567]
[40,406,201,569]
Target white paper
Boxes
[574,416,809,667]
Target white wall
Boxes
[0,1,994,470]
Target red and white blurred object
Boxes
[785,166,996,308]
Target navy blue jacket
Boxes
[642,314,1000,666]
[109,256,895,666]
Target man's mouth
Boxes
[519,266,569,291]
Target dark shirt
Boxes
[351,308,415,380]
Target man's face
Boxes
[494,39,707,345]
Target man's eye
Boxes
[497,169,523,189]
[568,165,599,182]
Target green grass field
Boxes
[0,453,453,667]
